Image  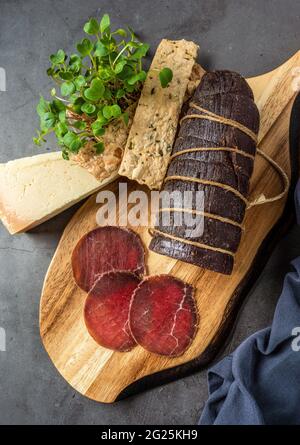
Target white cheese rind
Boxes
[119,39,199,190]
[0,152,118,234]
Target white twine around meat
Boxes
[158,208,244,229]
[149,227,235,257]
[169,102,290,209]
[148,104,290,256]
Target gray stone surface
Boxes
[0,0,300,425]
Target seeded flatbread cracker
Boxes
[119,39,199,190]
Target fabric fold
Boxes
[200,182,300,425]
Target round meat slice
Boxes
[84,271,141,352]
[72,226,145,292]
[129,275,198,357]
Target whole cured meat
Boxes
[149,71,260,274]
[84,271,141,352]
[129,275,198,357]
[72,226,145,291]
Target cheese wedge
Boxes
[119,39,199,190]
[0,152,118,234]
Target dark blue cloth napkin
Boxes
[199,182,300,425]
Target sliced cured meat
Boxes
[84,271,141,352]
[72,226,145,292]
[129,275,198,357]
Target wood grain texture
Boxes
[40,52,300,403]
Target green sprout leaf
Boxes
[63,131,83,152]
[94,141,104,154]
[159,67,173,88]
[103,88,112,100]
[102,105,112,119]
[117,65,134,80]
[50,49,65,65]
[76,38,93,56]
[61,81,75,96]
[96,111,108,126]
[74,75,86,90]
[59,110,66,123]
[68,93,79,104]
[116,88,125,99]
[72,97,85,113]
[81,102,96,114]
[83,18,99,35]
[110,104,122,118]
[55,122,68,137]
[73,121,87,130]
[33,129,47,146]
[62,150,69,160]
[100,14,110,34]
[69,54,82,72]
[33,137,40,146]
[59,71,73,81]
[41,112,56,129]
[112,28,127,37]
[94,41,109,58]
[84,78,105,101]
[102,104,122,119]
[91,120,105,136]
[131,43,150,60]
[47,67,55,76]
[36,96,50,117]
[127,70,147,85]
[114,59,127,74]
[122,112,129,126]
[52,99,66,112]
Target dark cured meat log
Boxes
[84,271,141,352]
[72,226,145,292]
[129,275,198,357]
[149,71,260,274]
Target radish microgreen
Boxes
[33,14,173,159]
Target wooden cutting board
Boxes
[40,51,300,403]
